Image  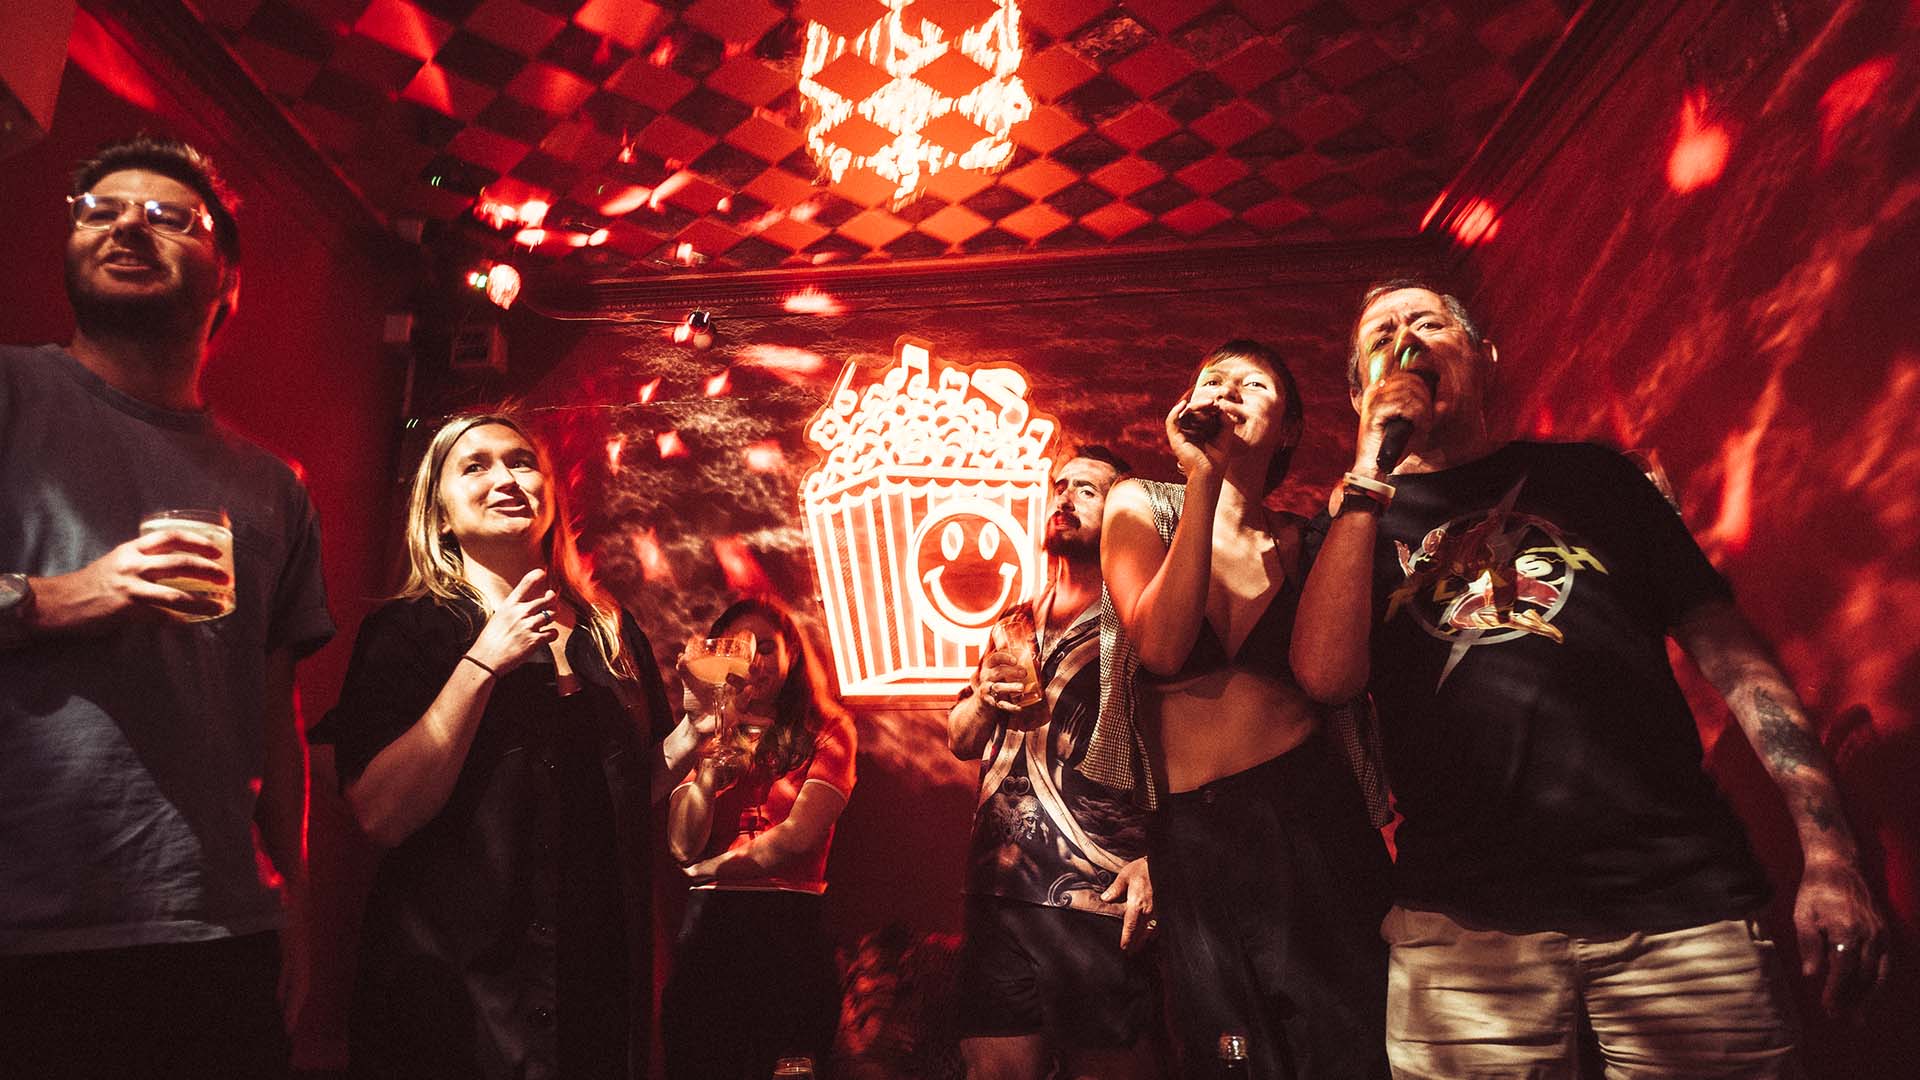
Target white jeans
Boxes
[1383,905,1801,1079]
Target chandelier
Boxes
[798,0,1032,205]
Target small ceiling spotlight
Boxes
[466,262,521,310]
[672,310,715,349]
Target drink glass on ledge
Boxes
[139,508,236,622]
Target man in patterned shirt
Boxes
[947,445,1160,1080]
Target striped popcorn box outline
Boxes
[801,336,1058,698]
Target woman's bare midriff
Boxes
[1145,667,1320,793]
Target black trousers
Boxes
[661,890,840,1080]
[1149,734,1392,1080]
[0,931,288,1080]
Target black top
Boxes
[1140,576,1301,686]
[1305,441,1768,933]
[1140,510,1307,686]
[312,595,671,1080]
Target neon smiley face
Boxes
[908,498,1039,641]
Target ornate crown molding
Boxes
[560,235,1449,318]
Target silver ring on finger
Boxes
[540,608,554,623]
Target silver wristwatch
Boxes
[0,573,35,647]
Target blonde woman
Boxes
[314,413,697,1080]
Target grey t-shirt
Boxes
[0,344,334,953]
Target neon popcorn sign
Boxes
[802,335,1056,697]
[798,0,1032,204]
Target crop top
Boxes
[1142,550,1302,685]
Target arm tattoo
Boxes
[1801,794,1839,833]
[1754,689,1822,774]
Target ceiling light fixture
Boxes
[672,310,716,349]
[798,0,1032,205]
[465,263,521,310]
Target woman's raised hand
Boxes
[1165,393,1241,479]
[465,568,559,677]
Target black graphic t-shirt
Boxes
[962,597,1149,916]
[1307,441,1769,933]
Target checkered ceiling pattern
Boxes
[194,0,1575,274]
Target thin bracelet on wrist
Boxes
[1341,471,1397,502]
[459,653,497,679]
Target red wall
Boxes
[1456,0,1920,1068]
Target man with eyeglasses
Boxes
[0,136,332,1078]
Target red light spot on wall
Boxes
[711,536,772,593]
[657,430,686,458]
[1668,91,1730,193]
[1450,198,1501,246]
[704,369,731,396]
[605,434,627,472]
[1705,375,1782,557]
[637,377,661,404]
[1530,406,1554,438]
[631,527,673,584]
[67,11,160,111]
[1818,57,1893,164]
[737,344,827,384]
[743,440,785,472]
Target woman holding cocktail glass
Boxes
[313,413,699,1080]
[1098,341,1391,1079]
[663,597,857,1079]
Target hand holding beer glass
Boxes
[982,607,1047,730]
[683,633,756,790]
[138,508,236,621]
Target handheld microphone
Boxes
[1374,348,1437,472]
[1175,404,1223,444]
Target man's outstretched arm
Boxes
[1675,599,1889,1016]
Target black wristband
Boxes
[460,653,498,679]
[1336,487,1385,517]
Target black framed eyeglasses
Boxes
[67,194,214,237]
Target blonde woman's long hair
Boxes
[399,413,636,683]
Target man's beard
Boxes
[1043,530,1097,558]
[65,255,201,341]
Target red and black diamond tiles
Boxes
[197,0,1575,273]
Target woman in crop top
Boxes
[663,597,856,1079]
[1102,341,1390,1079]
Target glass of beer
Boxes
[988,608,1044,710]
[139,508,236,622]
